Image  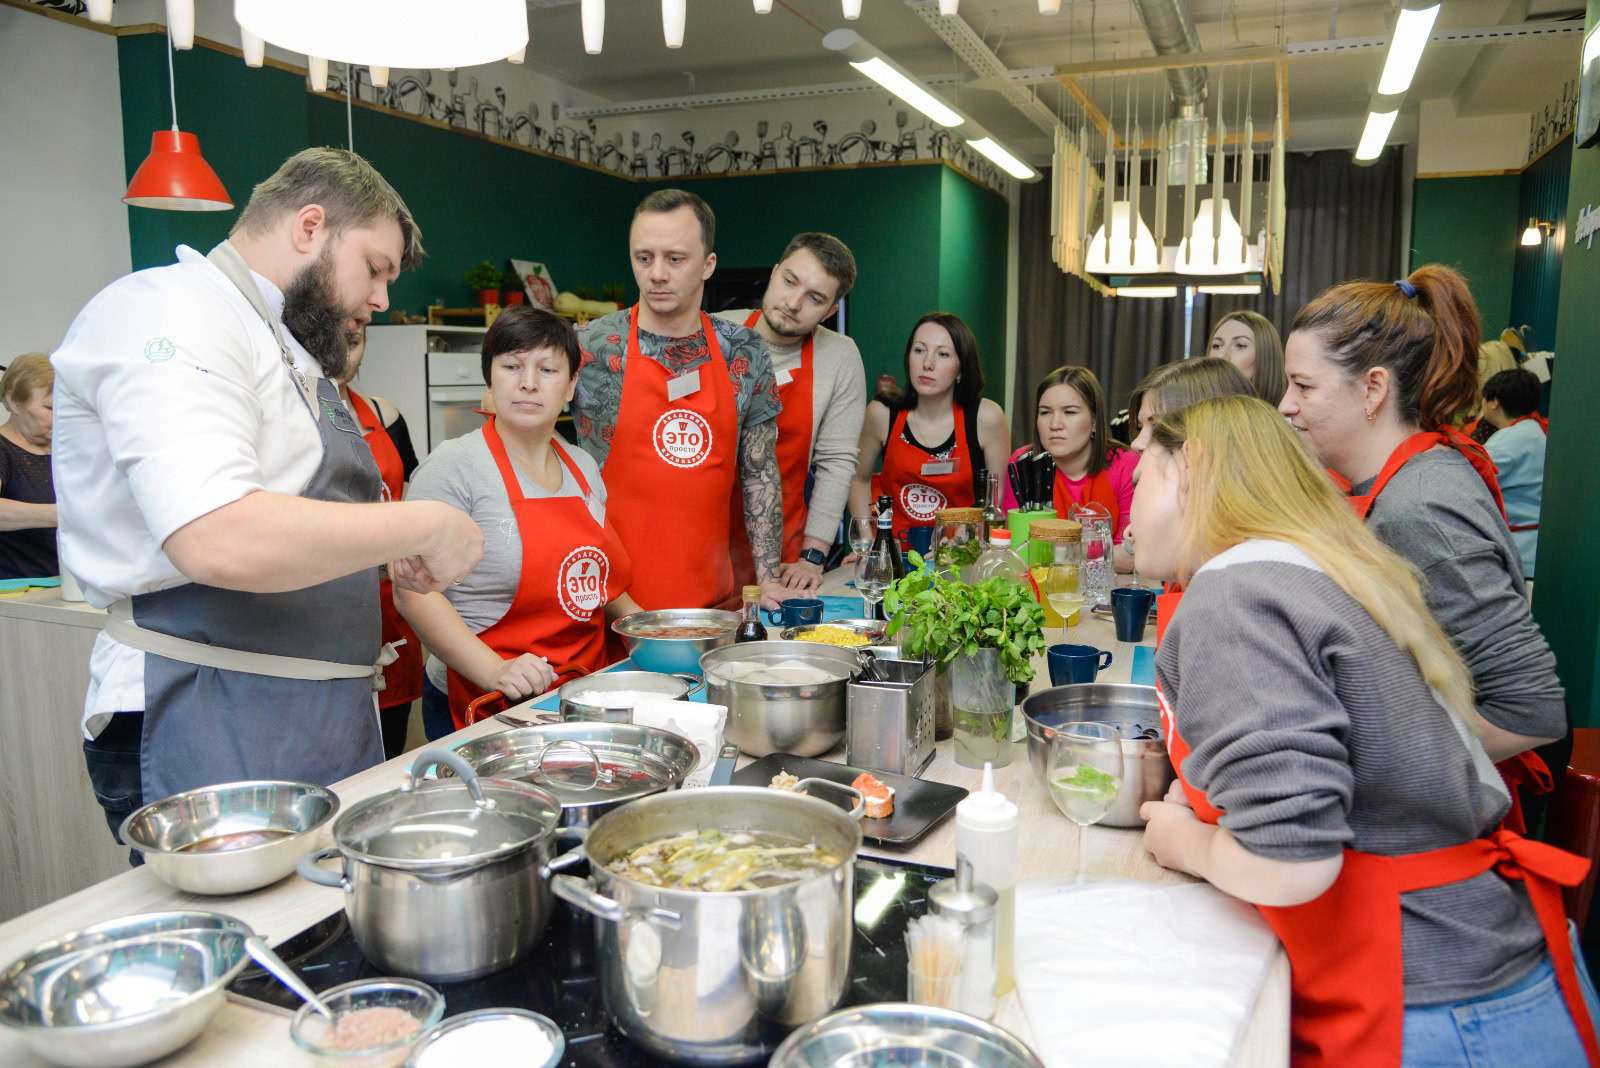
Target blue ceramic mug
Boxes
[1048,643,1115,686]
[765,597,825,627]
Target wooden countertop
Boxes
[0,575,1287,1067]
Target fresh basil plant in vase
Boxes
[884,553,1046,769]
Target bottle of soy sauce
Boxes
[734,584,767,643]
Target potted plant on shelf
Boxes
[885,554,1046,768]
[501,268,525,306]
[466,261,502,307]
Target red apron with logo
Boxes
[1505,414,1549,533]
[1052,466,1123,538]
[1154,603,1598,1067]
[880,404,975,543]
[348,389,424,709]
[603,306,739,609]
[729,311,815,585]
[1344,430,1548,832]
[445,418,631,729]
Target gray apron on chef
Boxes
[124,241,386,802]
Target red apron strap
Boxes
[1497,751,1555,835]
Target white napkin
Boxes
[630,698,727,788]
[1013,879,1278,1068]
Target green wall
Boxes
[1532,0,1600,727]
[1410,174,1520,337]
[937,166,1010,404]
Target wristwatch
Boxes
[799,548,826,567]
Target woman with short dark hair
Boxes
[397,306,641,739]
[1481,367,1548,580]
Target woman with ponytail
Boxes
[1280,265,1567,831]
[1135,395,1598,1068]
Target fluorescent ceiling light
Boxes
[1116,286,1178,298]
[1355,110,1399,162]
[1197,283,1262,295]
[1377,4,1440,96]
[824,29,964,128]
[235,0,527,69]
[967,137,1035,180]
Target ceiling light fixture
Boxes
[939,0,958,14]
[1116,286,1179,298]
[842,0,862,20]
[1086,200,1160,273]
[235,0,527,70]
[1354,109,1399,161]
[1377,3,1441,96]
[1521,217,1551,245]
[124,34,231,211]
[582,0,604,54]
[966,137,1036,180]
[1177,198,1258,274]
[662,0,685,48]
[85,0,112,23]
[166,0,193,49]
[1038,0,1061,12]
[753,0,772,12]
[308,55,328,92]
[370,65,390,85]
[240,29,265,67]
[823,30,963,127]
[1197,283,1262,295]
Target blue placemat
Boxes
[821,595,868,621]
[0,576,61,593]
[1131,644,1156,687]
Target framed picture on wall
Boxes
[1579,23,1600,149]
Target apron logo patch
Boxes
[557,546,609,621]
[143,337,176,363]
[652,409,713,469]
[900,483,946,522]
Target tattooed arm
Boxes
[739,417,784,603]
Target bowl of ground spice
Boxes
[289,978,444,1067]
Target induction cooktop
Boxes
[227,854,952,1066]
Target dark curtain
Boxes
[1013,146,1406,442]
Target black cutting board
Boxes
[732,754,967,845]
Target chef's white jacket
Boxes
[51,245,329,737]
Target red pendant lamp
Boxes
[124,33,231,211]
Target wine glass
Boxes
[848,517,876,560]
[1044,540,1084,632]
[1047,722,1124,885]
[856,541,895,618]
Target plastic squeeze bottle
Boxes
[955,762,1019,995]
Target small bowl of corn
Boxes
[780,621,887,647]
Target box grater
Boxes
[847,658,936,777]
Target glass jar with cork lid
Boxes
[933,507,984,580]
[1029,518,1083,629]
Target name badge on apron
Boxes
[775,366,795,386]
[666,368,702,402]
[921,459,956,477]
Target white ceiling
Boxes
[520,0,1583,154]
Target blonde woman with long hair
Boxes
[1133,395,1598,1068]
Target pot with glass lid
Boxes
[297,750,576,982]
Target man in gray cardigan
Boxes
[717,232,867,592]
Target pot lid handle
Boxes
[535,739,614,791]
[408,748,495,810]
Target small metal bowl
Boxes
[0,912,253,1068]
[1021,683,1174,828]
[779,620,888,647]
[120,780,340,895]
[406,1007,565,1067]
[612,608,739,674]
[769,1002,1043,1068]
[290,977,444,1068]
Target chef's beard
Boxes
[282,248,361,381]
[763,307,810,340]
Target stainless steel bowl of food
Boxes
[0,911,253,1068]
[778,620,887,647]
[701,641,863,757]
[1021,683,1174,827]
[119,780,340,895]
[612,609,739,675]
[448,721,700,830]
[768,1002,1044,1068]
[557,670,705,723]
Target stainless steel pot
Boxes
[1021,683,1174,827]
[613,609,739,674]
[552,784,864,1065]
[558,670,704,723]
[700,641,862,758]
[296,750,575,982]
[448,722,700,830]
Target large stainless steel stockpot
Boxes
[700,641,862,758]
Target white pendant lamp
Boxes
[582,0,605,54]
[842,0,862,19]
[662,0,685,48]
[370,65,390,86]
[308,56,328,92]
[240,29,265,67]
[1085,201,1160,273]
[235,0,527,70]
[754,0,773,10]
[166,0,194,49]
[1176,197,1257,275]
[84,0,113,23]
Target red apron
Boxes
[1343,430,1549,833]
[348,389,424,709]
[1153,601,1598,1068]
[729,311,815,585]
[1504,414,1549,533]
[445,418,632,729]
[1052,466,1121,534]
[880,404,975,543]
[603,306,739,610]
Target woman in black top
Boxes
[0,354,57,579]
